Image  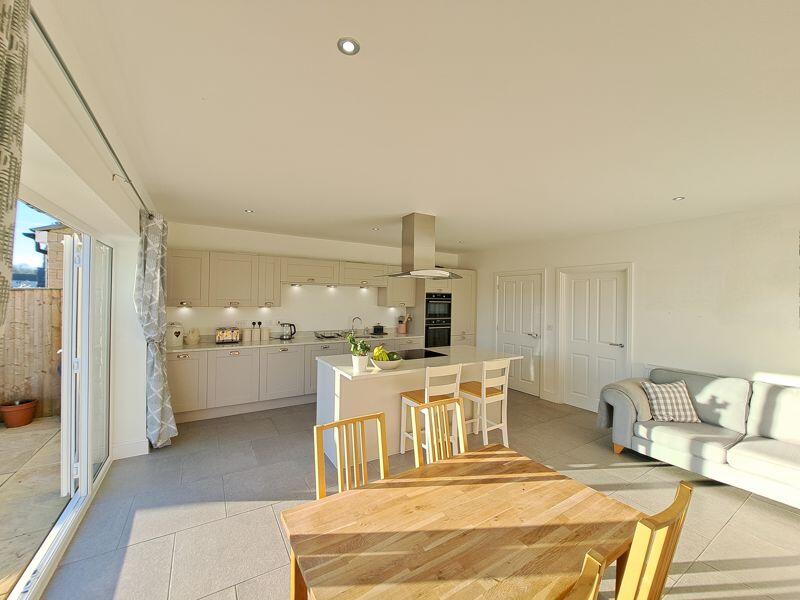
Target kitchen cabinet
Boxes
[167,350,208,413]
[260,345,305,400]
[207,347,259,408]
[166,249,209,307]
[280,257,339,285]
[377,266,417,308]
[340,262,387,287]
[394,336,425,351]
[208,252,259,307]
[450,333,476,347]
[258,255,281,307]
[305,342,345,395]
[425,279,452,293]
[450,269,476,336]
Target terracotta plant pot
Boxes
[0,399,38,428]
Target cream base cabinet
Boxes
[305,342,345,395]
[340,262,388,287]
[258,255,281,307]
[166,249,209,307]
[207,348,259,408]
[377,267,416,308]
[450,333,476,347]
[167,351,208,413]
[280,257,339,285]
[209,252,260,307]
[450,269,476,336]
[394,336,425,351]
[261,346,305,400]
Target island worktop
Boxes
[316,345,523,466]
[317,345,523,380]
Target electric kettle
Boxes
[278,322,296,340]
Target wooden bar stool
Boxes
[399,363,462,462]
[459,358,511,446]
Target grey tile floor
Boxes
[42,393,800,600]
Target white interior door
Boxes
[496,273,542,396]
[563,270,628,411]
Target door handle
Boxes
[526,332,540,338]
[229,350,240,356]
[608,342,625,348]
[177,354,190,359]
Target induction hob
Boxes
[397,349,447,360]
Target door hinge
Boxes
[73,252,82,267]
[72,357,80,373]
[72,462,80,478]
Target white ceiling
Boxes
[45,1,800,251]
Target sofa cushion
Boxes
[747,382,800,443]
[649,368,750,434]
[727,436,800,487]
[641,380,700,423]
[633,421,742,464]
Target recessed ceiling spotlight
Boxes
[244,209,255,213]
[337,37,360,56]
[371,226,381,231]
[457,240,464,244]
[672,196,686,202]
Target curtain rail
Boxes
[29,8,153,217]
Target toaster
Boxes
[215,327,241,344]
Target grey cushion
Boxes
[649,368,751,433]
[728,436,800,487]
[633,420,742,464]
[748,382,800,443]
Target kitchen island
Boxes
[316,346,523,465]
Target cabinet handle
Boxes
[321,345,330,349]
[177,353,190,359]
[229,350,240,356]
[279,347,289,352]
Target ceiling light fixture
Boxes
[244,209,254,213]
[672,196,686,202]
[291,283,301,287]
[371,226,381,231]
[327,285,336,289]
[337,37,360,56]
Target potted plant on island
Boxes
[345,333,371,373]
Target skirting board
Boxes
[112,438,149,460]
[175,394,315,424]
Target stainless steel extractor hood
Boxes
[386,213,461,280]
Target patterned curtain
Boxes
[134,210,177,448]
[0,0,29,333]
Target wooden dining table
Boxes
[280,445,643,599]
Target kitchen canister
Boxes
[166,322,184,348]
[242,327,252,343]
[251,328,261,343]
[184,328,200,346]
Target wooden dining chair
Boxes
[410,396,468,467]
[313,412,390,499]
[562,481,693,600]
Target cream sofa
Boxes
[598,367,800,509]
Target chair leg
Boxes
[481,401,489,446]
[423,408,433,464]
[451,408,458,455]
[501,396,509,447]
[399,402,407,454]
[613,443,624,455]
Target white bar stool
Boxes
[460,358,511,446]
[399,363,462,462]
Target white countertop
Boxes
[166,332,423,353]
[318,346,523,380]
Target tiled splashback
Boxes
[166,284,408,336]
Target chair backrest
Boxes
[424,363,462,402]
[563,550,606,600]
[410,396,467,466]
[617,481,694,600]
[313,412,389,499]
[482,358,511,398]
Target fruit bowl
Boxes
[371,358,403,370]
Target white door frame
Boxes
[556,262,634,405]
[493,268,546,393]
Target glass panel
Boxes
[89,241,112,478]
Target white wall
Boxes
[169,285,404,336]
[461,204,800,402]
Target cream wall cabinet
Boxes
[451,333,476,347]
[166,249,209,307]
[377,267,417,308]
[280,257,339,285]
[450,269,476,335]
[425,279,452,293]
[207,347,259,408]
[258,255,281,307]
[305,342,345,395]
[167,351,208,413]
[260,346,305,400]
[340,262,388,287]
[208,252,260,307]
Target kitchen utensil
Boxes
[215,327,241,344]
[371,324,385,335]
[166,322,184,348]
[278,322,297,340]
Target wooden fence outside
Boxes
[0,288,62,416]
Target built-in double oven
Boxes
[425,292,452,347]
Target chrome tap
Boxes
[351,316,363,334]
